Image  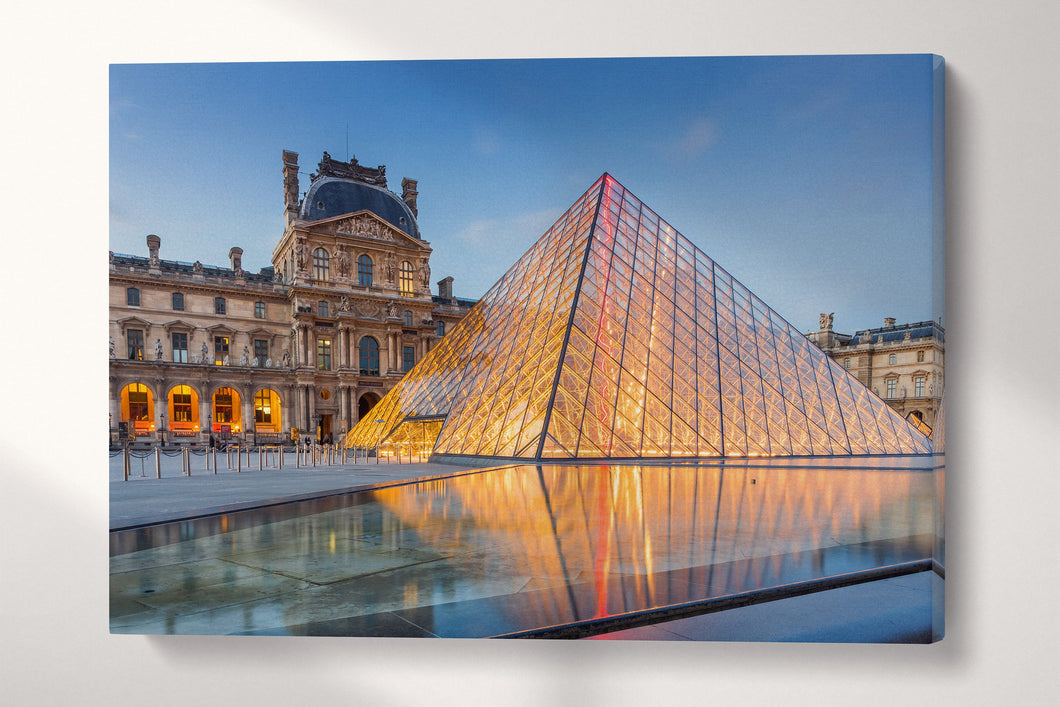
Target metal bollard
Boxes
[237,445,241,473]
[259,446,263,471]
[279,446,284,469]
[155,447,161,479]
[212,447,217,474]
[123,444,130,481]
[227,446,232,470]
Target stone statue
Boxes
[155,339,163,360]
[109,337,116,359]
[282,349,290,368]
[240,346,250,366]
[385,301,398,319]
[251,357,259,367]
[266,357,272,368]
[193,260,203,274]
[336,249,351,277]
[295,241,307,271]
[419,259,431,288]
[201,342,209,363]
[339,294,351,312]
[385,252,396,282]
[819,313,834,331]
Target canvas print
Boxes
[109,55,945,641]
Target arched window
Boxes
[171,385,194,422]
[359,336,380,376]
[254,389,279,426]
[313,248,330,282]
[126,383,150,422]
[403,310,413,326]
[126,288,140,306]
[357,254,373,287]
[399,261,414,297]
[436,320,445,337]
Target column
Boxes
[198,392,211,438]
[242,387,254,442]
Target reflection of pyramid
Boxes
[347,175,931,459]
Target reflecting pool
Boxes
[110,458,943,639]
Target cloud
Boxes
[453,208,560,249]
[660,117,719,160]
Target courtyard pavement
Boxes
[109,446,489,529]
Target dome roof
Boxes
[300,177,420,238]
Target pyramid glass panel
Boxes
[346,174,931,460]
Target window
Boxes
[888,353,896,365]
[403,345,415,372]
[171,333,188,363]
[313,248,330,282]
[128,383,149,421]
[254,301,266,319]
[403,310,413,326]
[214,297,226,315]
[126,288,140,306]
[214,336,229,365]
[172,385,193,422]
[436,320,445,337]
[886,378,897,399]
[358,254,373,287]
[319,300,329,318]
[172,292,184,311]
[843,357,851,369]
[127,329,144,360]
[214,388,234,422]
[914,376,925,397]
[254,339,268,365]
[317,339,332,371]
[254,389,274,424]
[917,350,925,363]
[399,261,414,297]
[359,336,379,376]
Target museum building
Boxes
[807,314,945,431]
[108,150,475,444]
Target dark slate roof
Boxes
[300,177,420,238]
[852,320,945,345]
[111,254,276,283]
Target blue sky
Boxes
[110,55,942,334]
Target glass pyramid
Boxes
[346,175,932,459]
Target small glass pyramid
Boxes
[346,174,931,459]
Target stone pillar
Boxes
[283,150,300,227]
[401,177,419,217]
[306,384,317,439]
[242,387,254,442]
[198,392,211,437]
[146,234,161,266]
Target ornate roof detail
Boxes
[310,152,387,188]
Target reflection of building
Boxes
[807,315,945,430]
[348,175,931,459]
[109,150,475,444]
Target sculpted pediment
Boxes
[320,211,428,249]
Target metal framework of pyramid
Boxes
[346,175,931,459]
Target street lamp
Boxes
[160,412,166,446]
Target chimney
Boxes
[401,177,419,217]
[283,150,300,226]
[229,247,243,274]
[146,234,161,265]
[437,276,454,301]
[884,317,896,329]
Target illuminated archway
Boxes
[166,384,200,439]
[212,387,243,437]
[120,382,154,436]
[253,388,282,434]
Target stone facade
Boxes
[807,315,945,430]
[109,150,475,445]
